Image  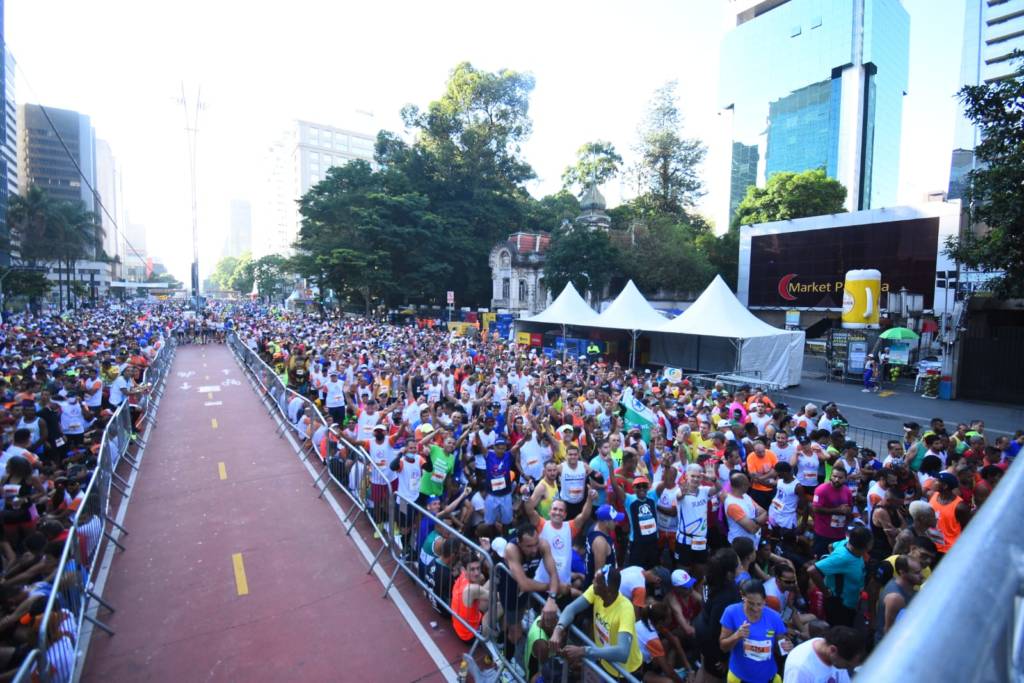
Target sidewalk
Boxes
[778,357,1023,436]
[82,344,457,683]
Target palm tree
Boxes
[6,186,104,309]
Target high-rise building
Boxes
[0,1,17,266]
[717,0,909,227]
[224,199,252,259]
[17,104,96,209]
[94,138,124,275]
[122,221,148,281]
[948,0,1024,199]
[257,119,376,256]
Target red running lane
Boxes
[82,344,460,683]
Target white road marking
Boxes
[180,382,192,391]
[204,401,223,406]
[199,385,221,393]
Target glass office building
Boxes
[719,0,909,226]
[948,0,1024,199]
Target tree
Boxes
[633,81,706,216]
[521,191,580,233]
[1,269,51,301]
[561,141,622,196]
[251,254,291,301]
[945,55,1024,297]
[210,256,241,290]
[227,252,254,294]
[7,187,103,309]
[732,169,847,227]
[542,227,620,305]
[623,216,716,295]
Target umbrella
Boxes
[879,326,919,340]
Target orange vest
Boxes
[929,492,963,553]
[450,572,482,641]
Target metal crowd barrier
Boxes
[855,457,1024,681]
[17,330,177,683]
[227,333,528,681]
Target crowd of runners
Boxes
[0,304,175,679]
[230,306,1019,683]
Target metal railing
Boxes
[16,332,177,682]
[855,457,1024,682]
[227,333,531,680]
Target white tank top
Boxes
[533,519,573,585]
[769,478,799,529]
[796,451,820,488]
[558,461,587,503]
[17,418,40,445]
[60,402,86,435]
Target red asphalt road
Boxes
[82,344,463,683]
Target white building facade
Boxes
[257,120,376,256]
[488,232,551,315]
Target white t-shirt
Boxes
[783,638,851,683]
[518,436,551,481]
[750,412,773,435]
[324,380,346,408]
[108,375,130,406]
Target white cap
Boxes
[490,537,508,559]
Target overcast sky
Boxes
[7,0,964,282]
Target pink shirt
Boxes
[812,482,853,539]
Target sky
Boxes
[7,0,965,284]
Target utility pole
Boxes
[178,83,205,310]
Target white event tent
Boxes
[520,281,600,326]
[589,280,667,367]
[648,275,804,387]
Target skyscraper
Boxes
[94,138,124,274]
[948,0,1024,199]
[257,119,376,256]
[717,0,909,227]
[0,1,17,266]
[224,199,252,259]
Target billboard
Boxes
[747,217,940,309]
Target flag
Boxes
[621,387,657,441]
[662,367,683,383]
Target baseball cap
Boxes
[904,422,921,431]
[595,504,625,523]
[490,537,508,559]
[494,438,508,447]
[632,476,651,487]
[671,569,696,589]
[419,423,435,435]
[936,472,959,489]
[372,424,387,433]
[557,424,574,434]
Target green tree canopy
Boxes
[945,56,1024,297]
[621,216,716,295]
[561,141,622,196]
[733,168,847,227]
[210,255,240,290]
[542,227,619,305]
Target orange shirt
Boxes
[747,450,778,492]
[450,572,483,641]
[929,492,963,553]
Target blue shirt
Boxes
[720,602,786,681]
[588,455,611,507]
[485,450,513,495]
[815,540,866,609]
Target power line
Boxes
[13,60,148,266]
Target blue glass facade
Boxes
[719,0,908,224]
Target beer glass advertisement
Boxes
[748,218,939,308]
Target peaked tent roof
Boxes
[590,280,667,331]
[522,282,601,326]
[657,275,790,338]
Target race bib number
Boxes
[68,423,82,432]
[771,497,784,511]
[690,537,707,551]
[490,477,507,492]
[374,457,386,468]
[526,457,539,468]
[431,470,446,484]
[54,438,65,448]
[594,617,611,645]
[830,514,846,529]
[743,638,772,662]
[568,486,584,498]
[639,517,657,536]
[2,484,18,497]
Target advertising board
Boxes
[745,216,941,309]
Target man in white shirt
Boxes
[783,625,862,683]
[323,370,347,424]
